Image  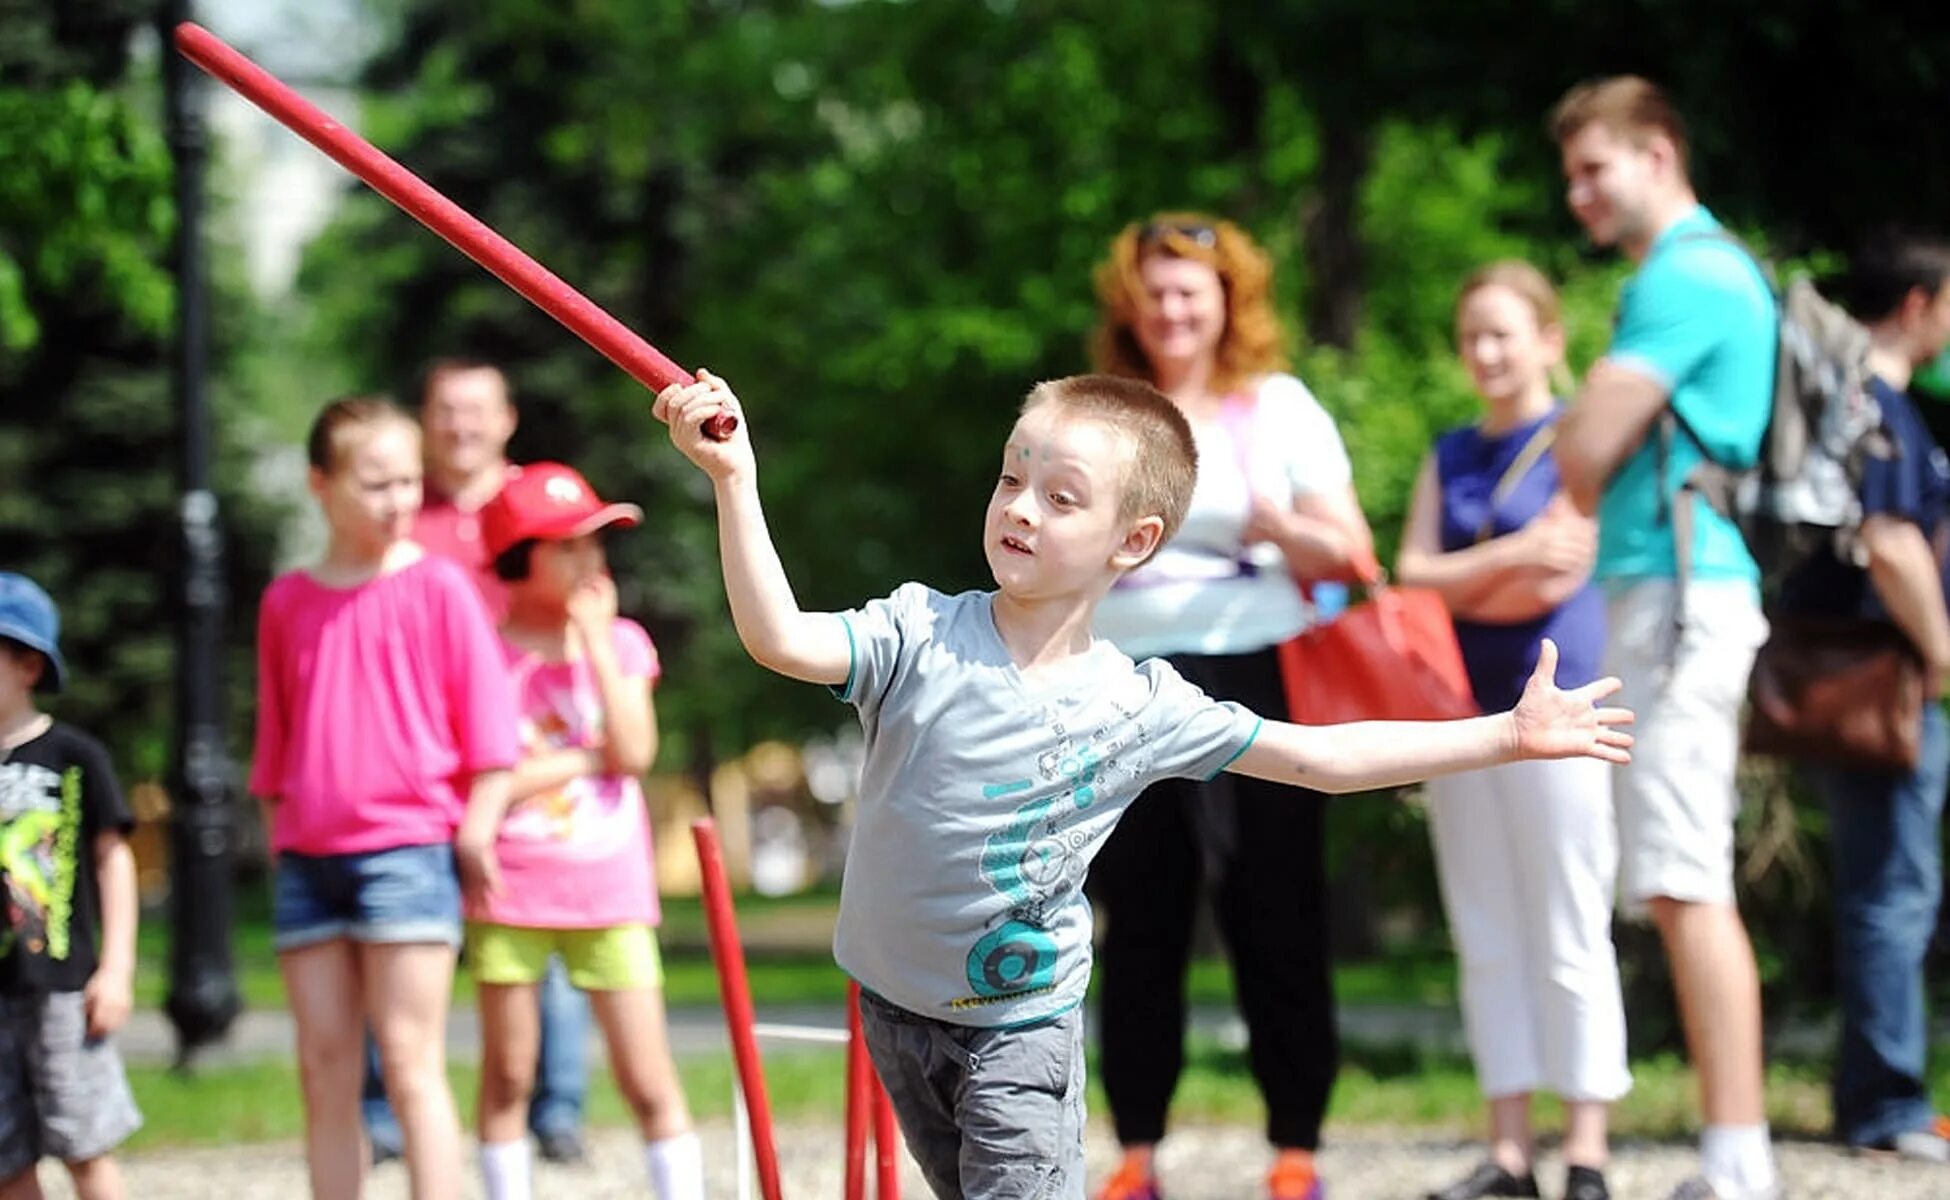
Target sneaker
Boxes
[1876,1115,1950,1163]
[535,1127,588,1165]
[1425,1161,1539,1200]
[369,1139,402,1168]
[1267,1159,1323,1200]
[1562,1165,1610,1200]
[1095,1161,1163,1200]
[1665,1177,1785,1200]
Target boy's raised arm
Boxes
[654,371,852,686]
[1227,640,1633,794]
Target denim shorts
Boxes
[272,843,463,952]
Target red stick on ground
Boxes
[844,981,870,1200]
[872,1070,901,1198]
[172,22,735,439]
[692,819,784,1200]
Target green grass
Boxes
[134,887,1459,1011]
[125,1038,1919,1151]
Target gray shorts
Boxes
[859,990,1085,1200]
[0,990,143,1180]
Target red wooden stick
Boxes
[872,1068,901,1198]
[691,819,783,1200]
[173,22,735,439]
[844,981,870,1200]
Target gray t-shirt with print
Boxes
[831,583,1262,1029]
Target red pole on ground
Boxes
[171,22,735,439]
[872,1068,901,1198]
[691,819,784,1200]
[843,981,870,1200]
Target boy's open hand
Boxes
[653,369,753,484]
[1509,638,1635,764]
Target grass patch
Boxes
[127,1037,1905,1151]
[135,888,1458,1011]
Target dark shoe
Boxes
[1426,1161,1540,1200]
[535,1127,588,1165]
[369,1139,402,1167]
[1563,1165,1610,1200]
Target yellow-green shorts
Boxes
[466,921,663,991]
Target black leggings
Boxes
[1086,644,1338,1150]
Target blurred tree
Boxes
[0,1,285,780]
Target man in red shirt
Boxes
[412,358,520,615]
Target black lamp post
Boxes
[159,0,241,1066]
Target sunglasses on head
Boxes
[1139,221,1218,249]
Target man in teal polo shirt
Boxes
[1551,77,1782,1200]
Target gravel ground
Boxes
[28,1121,1946,1199]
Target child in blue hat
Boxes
[0,572,141,1199]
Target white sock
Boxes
[1700,1123,1777,1194]
[481,1138,533,1200]
[645,1131,706,1200]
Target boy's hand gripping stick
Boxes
[173,22,736,441]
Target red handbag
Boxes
[1277,563,1479,725]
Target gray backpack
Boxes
[1660,234,1894,600]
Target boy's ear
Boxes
[1111,514,1166,570]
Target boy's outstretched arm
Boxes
[653,371,851,686]
[1227,639,1633,794]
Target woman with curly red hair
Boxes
[1086,215,1374,1200]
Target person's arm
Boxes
[1396,455,1595,621]
[654,371,852,685]
[1553,360,1668,515]
[508,747,607,801]
[1395,454,1528,606]
[455,768,515,899]
[85,830,137,1039]
[1226,639,1632,793]
[1250,483,1375,581]
[1860,513,1950,694]
[567,580,657,777]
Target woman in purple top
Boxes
[1395,262,1628,1200]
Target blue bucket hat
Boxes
[0,573,67,693]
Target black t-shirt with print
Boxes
[0,722,134,993]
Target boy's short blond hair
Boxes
[1548,75,1691,179]
[1021,375,1198,560]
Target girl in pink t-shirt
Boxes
[250,397,519,1199]
[464,462,700,1200]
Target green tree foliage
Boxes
[0,2,284,777]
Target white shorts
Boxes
[1604,579,1768,916]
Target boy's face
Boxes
[309,423,424,557]
[984,408,1161,600]
[1559,122,1661,250]
[522,534,608,604]
[0,642,43,718]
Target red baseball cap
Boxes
[480,462,643,559]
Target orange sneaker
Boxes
[1096,1160,1164,1200]
[1268,1160,1324,1200]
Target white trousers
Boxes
[1426,756,1632,1101]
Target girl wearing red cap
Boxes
[465,462,700,1200]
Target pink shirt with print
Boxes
[469,617,663,929]
[249,556,521,855]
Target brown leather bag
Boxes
[1745,615,1925,771]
